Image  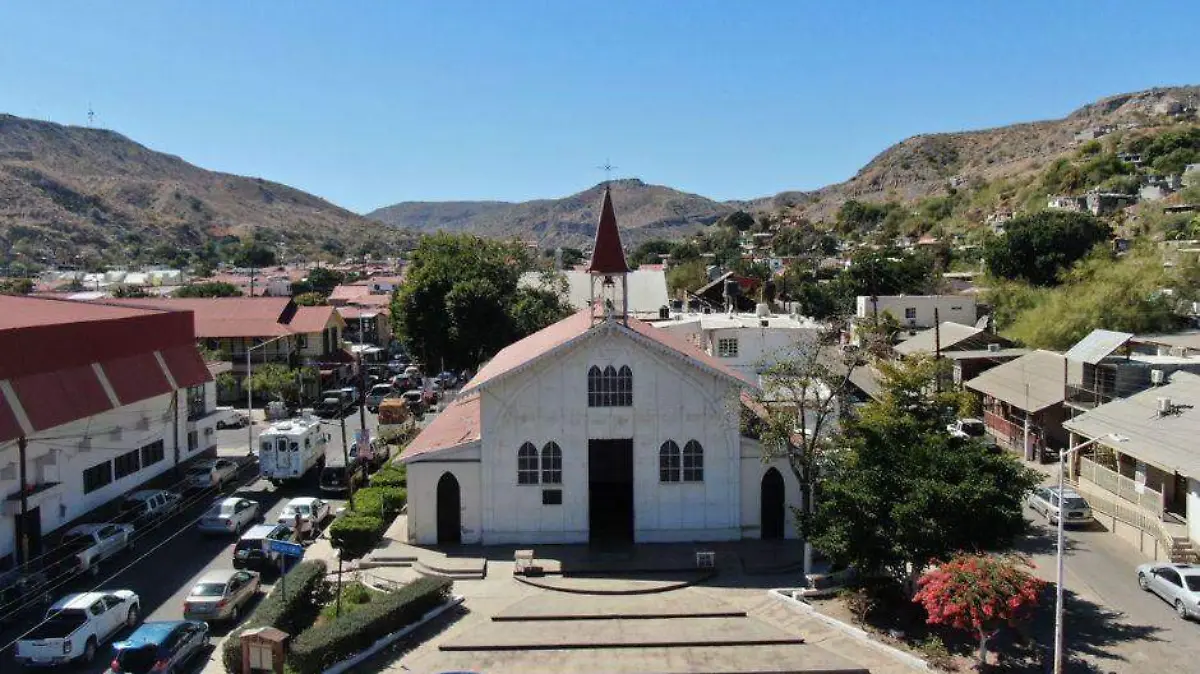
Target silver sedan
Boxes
[197,497,260,535]
[1137,562,1200,620]
[183,569,261,623]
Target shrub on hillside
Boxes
[222,559,327,673]
[287,577,452,674]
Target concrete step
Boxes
[438,616,805,652]
[415,559,487,580]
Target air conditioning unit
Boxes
[1151,369,1165,386]
[987,343,1001,353]
[1158,397,1173,414]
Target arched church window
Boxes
[659,440,681,482]
[683,440,704,482]
[541,442,562,484]
[617,365,633,406]
[517,442,539,485]
[587,366,602,407]
[588,364,633,407]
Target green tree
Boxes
[112,285,150,298]
[983,210,1111,286]
[665,259,708,296]
[840,248,936,297]
[231,241,277,269]
[630,239,675,267]
[305,267,345,295]
[174,281,244,298]
[508,286,572,339]
[246,363,308,405]
[0,278,35,295]
[716,210,756,231]
[803,357,1039,588]
[293,291,328,306]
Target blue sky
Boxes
[1,2,1197,213]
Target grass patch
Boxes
[317,581,385,624]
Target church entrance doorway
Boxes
[761,467,785,540]
[588,439,634,545]
[436,472,461,545]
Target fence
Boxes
[1077,456,1165,518]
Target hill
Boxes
[768,85,1200,222]
[367,178,735,247]
[0,114,408,269]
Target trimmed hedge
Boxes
[329,513,385,560]
[221,559,327,673]
[352,486,406,519]
[287,576,452,674]
[369,464,407,488]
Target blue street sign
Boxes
[268,539,305,558]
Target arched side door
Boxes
[436,472,461,544]
[761,467,785,540]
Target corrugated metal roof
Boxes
[963,350,1066,412]
[1064,371,1200,478]
[894,322,983,355]
[1064,329,1134,364]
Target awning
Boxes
[9,366,113,432]
[101,353,173,406]
[159,344,213,388]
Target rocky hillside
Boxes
[771,85,1200,221]
[368,178,734,247]
[0,114,408,268]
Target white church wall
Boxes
[405,445,482,545]
[738,437,803,539]
[478,327,744,544]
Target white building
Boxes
[0,297,217,566]
[653,311,822,385]
[401,186,801,546]
[518,268,670,321]
[855,295,977,331]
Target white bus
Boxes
[258,416,328,484]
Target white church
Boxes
[400,186,802,546]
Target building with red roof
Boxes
[0,296,216,566]
[400,187,801,547]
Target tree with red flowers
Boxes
[912,553,1045,670]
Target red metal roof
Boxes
[328,285,371,303]
[102,353,174,406]
[290,306,340,333]
[9,366,113,432]
[462,306,755,394]
[584,186,630,274]
[0,395,21,441]
[160,344,214,388]
[104,297,294,338]
[400,393,481,461]
[336,305,390,320]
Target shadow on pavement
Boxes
[347,602,471,674]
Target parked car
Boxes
[401,390,426,418]
[319,460,367,495]
[277,497,332,539]
[340,386,361,405]
[424,383,441,406]
[232,524,296,572]
[105,620,209,674]
[1028,485,1094,526]
[184,458,239,491]
[436,371,458,389]
[947,418,998,449]
[117,490,181,527]
[0,568,51,627]
[365,383,395,413]
[59,523,136,577]
[197,497,261,535]
[1137,562,1200,619]
[15,591,140,666]
[215,408,250,429]
[183,569,261,623]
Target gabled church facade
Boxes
[400,186,801,545]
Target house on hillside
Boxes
[400,187,800,546]
[964,350,1069,461]
[1086,190,1138,216]
[853,295,977,337]
[1048,195,1087,212]
[894,322,1025,386]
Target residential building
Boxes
[0,296,215,566]
[893,322,1024,386]
[964,350,1069,461]
[1064,330,1200,413]
[854,295,977,332]
[1086,190,1138,216]
[1064,371,1200,561]
[1047,195,1086,212]
[1184,163,1200,188]
[690,272,761,313]
[102,298,349,402]
[400,187,800,545]
[518,268,670,320]
[654,311,822,385]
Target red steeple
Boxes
[585,185,630,274]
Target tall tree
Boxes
[983,210,1111,286]
[174,281,243,298]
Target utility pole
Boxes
[933,307,942,394]
[17,435,28,565]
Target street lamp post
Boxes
[246,334,290,456]
[1053,434,1111,674]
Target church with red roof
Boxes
[401,185,801,546]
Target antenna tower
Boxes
[87,104,95,127]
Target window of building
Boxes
[542,489,562,505]
[296,333,308,349]
[187,385,206,421]
[682,440,704,482]
[659,440,681,482]
[140,440,165,467]
[541,442,562,484]
[716,338,739,358]
[587,365,633,407]
[83,460,113,494]
[517,442,539,485]
[188,431,199,452]
[904,307,917,320]
[113,449,141,480]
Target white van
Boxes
[258,416,328,484]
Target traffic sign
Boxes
[268,539,305,558]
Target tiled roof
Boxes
[460,307,756,395]
[328,285,372,303]
[400,393,481,461]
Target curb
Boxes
[438,636,806,652]
[767,589,931,672]
[491,610,747,622]
[513,570,716,595]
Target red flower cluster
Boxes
[912,553,1045,638]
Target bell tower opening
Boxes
[586,184,630,324]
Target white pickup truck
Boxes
[947,418,998,450]
[58,523,135,577]
[14,590,140,666]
